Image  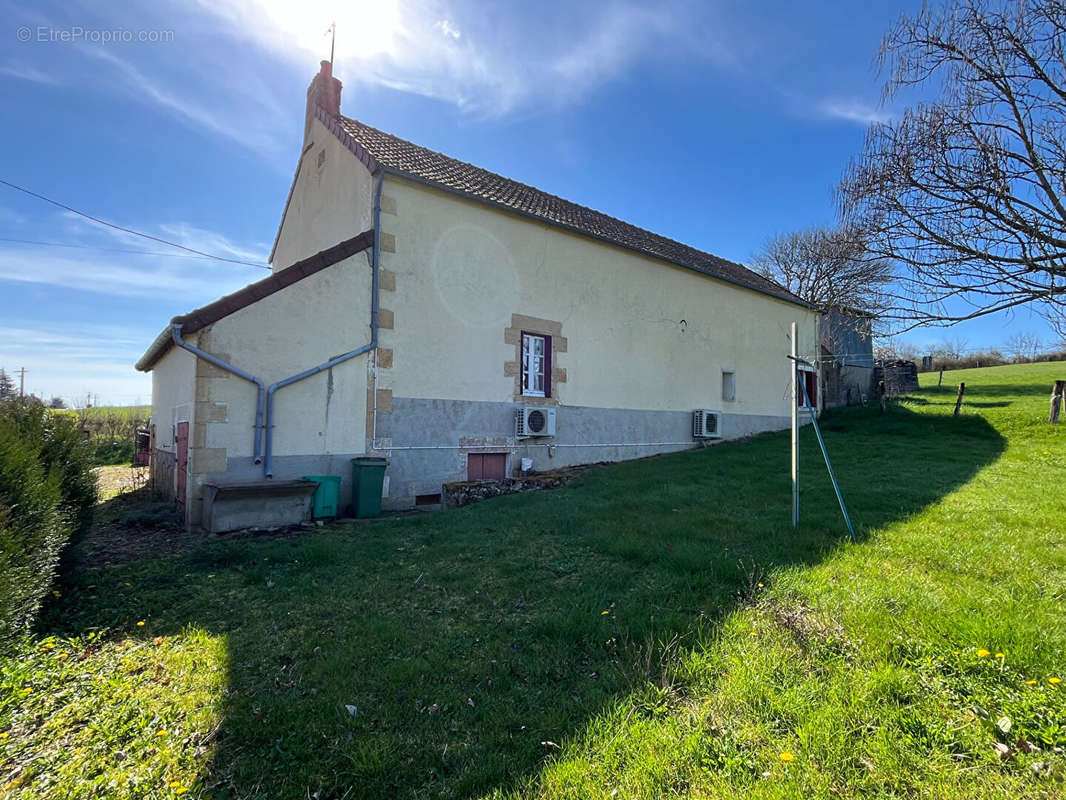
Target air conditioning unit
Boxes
[693,409,722,439]
[516,406,556,438]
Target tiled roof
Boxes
[335,114,809,307]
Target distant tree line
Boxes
[875,334,1066,372]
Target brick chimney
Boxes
[306,60,342,132]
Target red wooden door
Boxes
[468,453,507,480]
[176,421,189,507]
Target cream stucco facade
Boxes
[271,117,375,271]
[377,177,818,416]
[142,78,820,523]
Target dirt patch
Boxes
[76,468,199,567]
[94,465,150,502]
[766,598,852,655]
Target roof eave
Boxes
[136,229,375,372]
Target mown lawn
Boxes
[3,363,1065,798]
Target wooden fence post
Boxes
[953,382,966,416]
[1050,380,1065,423]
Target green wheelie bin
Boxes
[351,457,387,518]
[302,475,342,519]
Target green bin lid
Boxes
[302,475,341,483]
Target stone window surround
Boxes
[504,314,566,407]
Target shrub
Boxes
[0,400,97,645]
[4,402,97,534]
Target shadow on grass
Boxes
[37,404,1005,799]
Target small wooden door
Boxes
[176,421,189,507]
[468,453,507,480]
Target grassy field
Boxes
[58,405,151,466]
[3,364,1065,798]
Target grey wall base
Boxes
[375,397,792,510]
[193,399,796,520]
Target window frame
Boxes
[796,365,818,408]
[520,332,551,398]
[721,370,736,403]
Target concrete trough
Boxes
[201,480,318,534]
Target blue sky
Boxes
[0,0,1054,405]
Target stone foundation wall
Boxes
[443,472,577,509]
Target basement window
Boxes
[722,371,736,402]
[415,493,442,507]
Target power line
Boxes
[0,236,245,262]
[0,178,271,269]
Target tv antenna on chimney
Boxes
[326,21,336,66]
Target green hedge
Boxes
[0,400,97,644]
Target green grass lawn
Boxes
[4,364,1066,798]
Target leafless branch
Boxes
[840,0,1066,336]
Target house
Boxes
[136,61,822,529]
[820,308,875,407]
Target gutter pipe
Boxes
[171,323,266,465]
[263,169,384,477]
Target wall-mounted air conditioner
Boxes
[516,406,556,438]
[693,409,722,439]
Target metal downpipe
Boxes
[171,323,266,465]
[262,170,384,478]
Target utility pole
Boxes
[791,322,799,528]
[17,367,25,397]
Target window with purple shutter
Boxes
[521,332,551,398]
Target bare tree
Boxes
[932,336,970,360]
[840,0,1066,335]
[873,339,920,361]
[752,226,893,315]
[1005,331,1043,360]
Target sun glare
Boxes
[241,0,404,62]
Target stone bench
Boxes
[201,480,318,534]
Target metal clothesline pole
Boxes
[789,351,856,542]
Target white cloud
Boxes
[0,248,242,298]
[0,218,264,404]
[0,323,152,406]
[818,99,895,126]
[434,20,461,40]
[79,47,285,155]
[193,0,705,117]
[0,64,61,85]
[156,223,269,264]
[0,217,263,300]
[0,326,152,403]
